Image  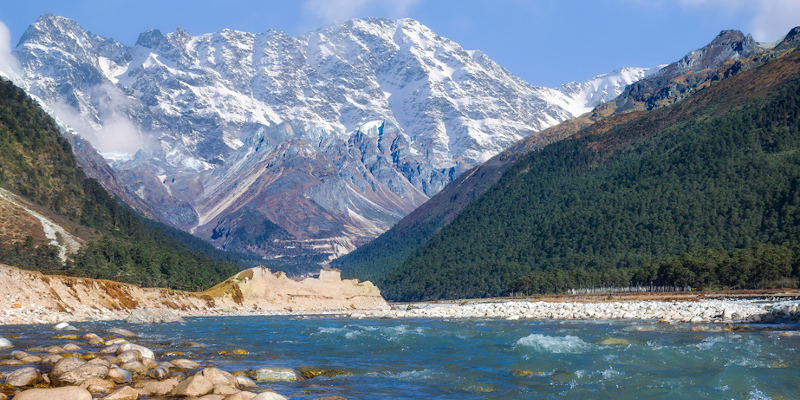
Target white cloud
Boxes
[51,83,157,156]
[0,21,20,81]
[749,0,800,42]
[303,0,420,25]
[678,0,800,42]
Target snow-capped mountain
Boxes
[11,14,656,263]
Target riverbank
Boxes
[2,263,799,326]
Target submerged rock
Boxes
[251,367,300,382]
[297,366,354,379]
[599,338,631,346]
[108,328,137,338]
[126,308,183,324]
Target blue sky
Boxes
[1,0,799,87]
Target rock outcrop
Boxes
[0,264,389,325]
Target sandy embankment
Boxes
[0,264,389,325]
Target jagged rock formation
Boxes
[11,14,655,263]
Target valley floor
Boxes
[2,258,798,326]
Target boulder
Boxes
[13,386,92,400]
[235,376,257,388]
[224,393,257,400]
[118,343,154,360]
[80,377,115,395]
[117,350,142,363]
[200,368,237,386]
[0,336,13,349]
[147,366,170,380]
[198,395,226,400]
[88,357,112,367]
[251,367,300,381]
[126,308,183,324]
[171,358,201,369]
[121,360,148,374]
[137,378,179,397]
[253,392,289,400]
[103,386,139,400]
[171,374,214,397]
[5,367,42,387]
[108,328,137,338]
[56,363,109,386]
[213,384,240,395]
[40,354,63,365]
[105,338,128,346]
[50,358,86,378]
[63,343,82,351]
[107,367,132,384]
[43,345,64,354]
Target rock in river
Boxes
[0,336,11,349]
[5,367,42,387]
[251,367,300,381]
[13,386,92,400]
[170,374,214,397]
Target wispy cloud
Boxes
[51,83,157,156]
[678,0,800,42]
[0,21,20,81]
[303,0,420,25]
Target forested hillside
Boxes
[0,77,240,290]
[379,48,800,301]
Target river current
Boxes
[2,316,798,399]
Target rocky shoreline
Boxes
[0,324,314,400]
[360,298,800,324]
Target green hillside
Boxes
[379,50,800,301]
[0,77,239,290]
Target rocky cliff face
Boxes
[0,264,388,325]
[11,14,655,263]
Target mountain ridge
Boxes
[10,14,655,266]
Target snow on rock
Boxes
[11,14,652,261]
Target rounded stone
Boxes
[107,367,133,384]
[13,386,92,400]
[5,367,42,387]
[170,374,214,397]
[103,386,139,400]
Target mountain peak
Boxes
[135,28,167,48]
[775,26,800,51]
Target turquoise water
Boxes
[2,317,799,399]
